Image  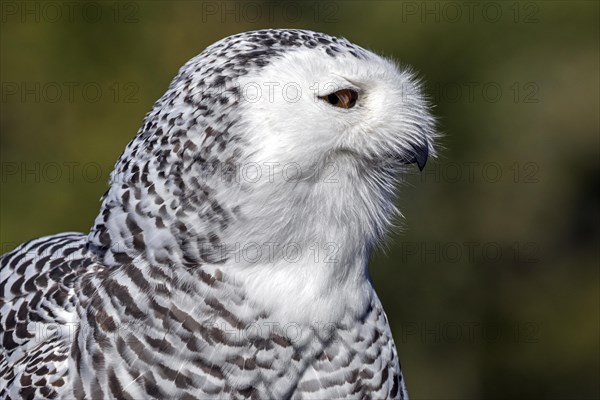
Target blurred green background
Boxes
[1,1,598,398]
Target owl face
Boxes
[234,45,435,181]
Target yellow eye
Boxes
[319,88,359,109]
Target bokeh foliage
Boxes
[1,1,598,398]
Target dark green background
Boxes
[1,1,598,398]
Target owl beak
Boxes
[403,141,429,171]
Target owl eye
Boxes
[319,88,358,109]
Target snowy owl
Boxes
[0,29,435,399]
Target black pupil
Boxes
[327,93,339,105]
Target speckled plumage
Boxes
[0,29,435,399]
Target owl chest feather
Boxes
[62,258,403,399]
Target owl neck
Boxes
[87,152,393,296]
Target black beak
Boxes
[403,141,429,171]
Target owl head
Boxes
[88,29,436,269]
